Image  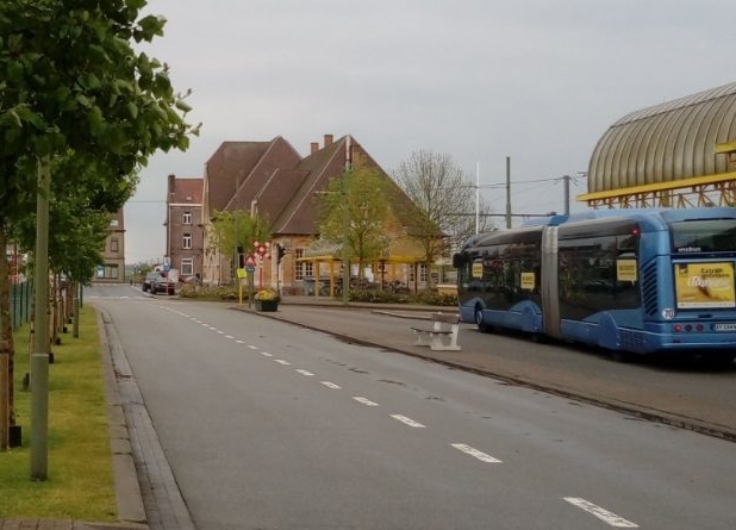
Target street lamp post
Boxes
[341,191,349,305]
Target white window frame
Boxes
[181,258,194,276]
[182,232,192,249]
[182,211,192,225]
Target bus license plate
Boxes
[714,323,736,331]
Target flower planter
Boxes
[255,299,279,312]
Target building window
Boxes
[97,264,118,279]
[419,263,428,282]
[295,249,305,280]
[182,233,192,249]
[409,263,428,283]
[110,237,119,253]
[182,212,192,225]
[110,219,119,227]
[181,258,194,276]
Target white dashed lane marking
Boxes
[235,340,245,344]
[390,415,425,428]
[296,369,315,376]
[275,359,291,365]
[563,498,639,528]
[451,443,501,464]
[248,345,259,350]
[261,352,274,357]
[353,397,379,407]
[225,335,234,339]
[321,381,341,389]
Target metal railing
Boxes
[5,281,33,331]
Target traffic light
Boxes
[276,244,286,264]
[237,246,244,268]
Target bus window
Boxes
[671,219,736,253]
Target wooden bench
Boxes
[411,312,461,351]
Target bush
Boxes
[179,284,238,300]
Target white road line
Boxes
[235,340,245,344]
[225,335,234,339]
[275,359,291,365]
[450,443,502,463]
[353,397,379,407]
[295,369,315,376]
[390,414,425,428]
[563,498,639,528]
[216,331,224,335]
[261,352,274,357]
[321,381,341,389]
[248,345,259,350]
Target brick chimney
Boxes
[324,134,333,147]
[168,174,176,195]
[310,142,319,154]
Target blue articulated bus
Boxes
[453,207,736,363]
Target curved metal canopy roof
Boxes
[587,81,736,195]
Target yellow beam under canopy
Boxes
[577,171,736,202]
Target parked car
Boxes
[142,272,157,293]
[152,271,176,295]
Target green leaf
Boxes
[7,60,23,82]
[137,15,165,40]
[76,94,92,108]
[175,100,192,113]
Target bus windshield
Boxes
[671,219,736,253]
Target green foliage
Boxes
[179,284,239,301]
[318,161,397,277]
[210,210,271,259]
[332,287,457,306]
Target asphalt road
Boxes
[90,285,736,530]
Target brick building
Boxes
[93,209,126,283]
[179,133,436,291]
[165,175,204,280]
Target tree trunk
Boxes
[0,226,16,430]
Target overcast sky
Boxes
[126,0,736,263]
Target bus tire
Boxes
[474,306,489,332]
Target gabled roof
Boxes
[272,136,348,235]
[204,141,273,213]
[203,134,438,239]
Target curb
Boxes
[97,311,149,528]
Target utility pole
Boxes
[31,157,51,480]
[341,136,351,305]
[505,156,512,229]
[475,162,480,234]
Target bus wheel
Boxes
[474,307,489,332]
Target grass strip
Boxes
[0,305,117,521]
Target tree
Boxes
[318,162,398,282]
[0,0,198,474]
[210,210,271,281]
[393,150,495,284]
